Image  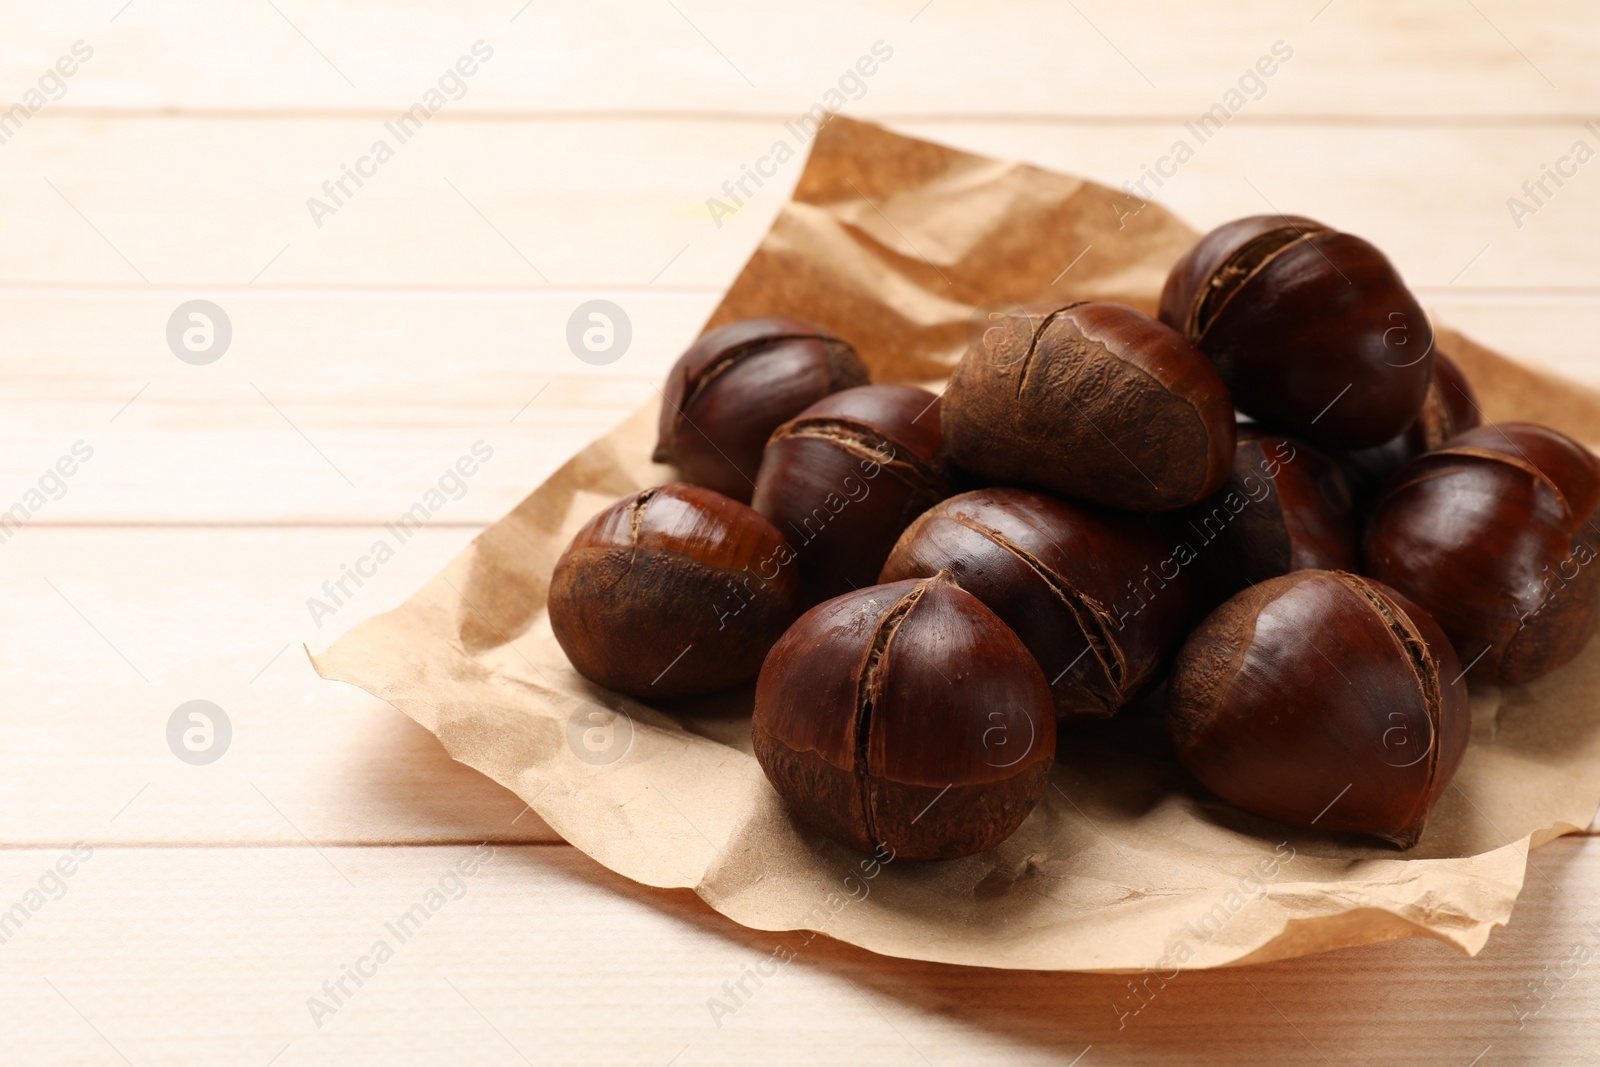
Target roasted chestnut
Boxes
[1168,570,1470,848]
[654,317,869,502]
[940,301,1235,511]
[1341,351,1480,499]
[751,384,948,602]
[753,573,1056,860]
[548,482,803,699]
[1365,423,1600,685]
[1180,427,1358,601]
[880,488,1191,719]
[1159,215,1433,449]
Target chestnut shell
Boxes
[1168,569,1470,848]
[1365,422,1600,685]
[1159,215,1433,449]
[752,384,948,602]
[1341,351,1481,500]
[654,317,868,502]
[548,482,803,699]
[1181,428,1359,602]
[752,574,1056,860]
[880,488,1191,719]
[940,301,1236,512]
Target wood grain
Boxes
[0,527,559,845]
[4,0,1593,117]
[0,839,1592,1065]
[0,118,1596,290]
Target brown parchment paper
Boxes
[312,117,1600,972]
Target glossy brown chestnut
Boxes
[752,574,1056,860]
[548,481,803,700]
[751,384,949,602]
[653,317,869,502]
[879,488,1191,719]
[1364,422,1600,685]
[1168,570,1470,848]
[940,301,1235,511]
[1159,215,1433,449]
[1181,427,1359,601]
[1340,351,1481,500]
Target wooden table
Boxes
[5,2,1599,1063]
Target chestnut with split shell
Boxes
[752,573,1056,860]
[939,301,1236,512]
[1341,351,1481,499]
[1168,569,1470,848]
[548,482,804,700]
[654,317,869,502]
[752,384,949,603]
[1182,428,1359,601]
[1160,215,1434,449]
[1365,422,1600,685]
[880,488,1191,719]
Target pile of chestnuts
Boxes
[548,215,1600,862]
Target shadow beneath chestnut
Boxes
[1053,726,1404,863]
[1142,743,1542,864]
[1480,640,1600,765]
[1063,692,1177,759]
[1058,697,1550,867]
[1090,667,1599,863]
[653,683,758,753]
[1173,790,1403,858]
[1050,696,1191,825]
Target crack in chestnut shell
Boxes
[1340,352,1481,500]
[879,488,1192,719]
[1159,215,1433,450]
[752,384,950,603]
[940,302,1235,512]
[1365,422,1600,685]
[1181,428,1359,603]
[1189,221,1328,339]
[1161,215,1329,340]
[752,575,1056,860]
[653,317,868,503]
[1167,570,1470,848]
[547,482,804,699]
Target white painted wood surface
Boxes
[3,1,1598,1062]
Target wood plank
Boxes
[1425,292,1600,392]
[6,0,1593,118]
[0,291,708,523]
[3,117,1600,291]
[0,526,560,846]
[0,839,1594,1065]
[0,292,1595,523]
